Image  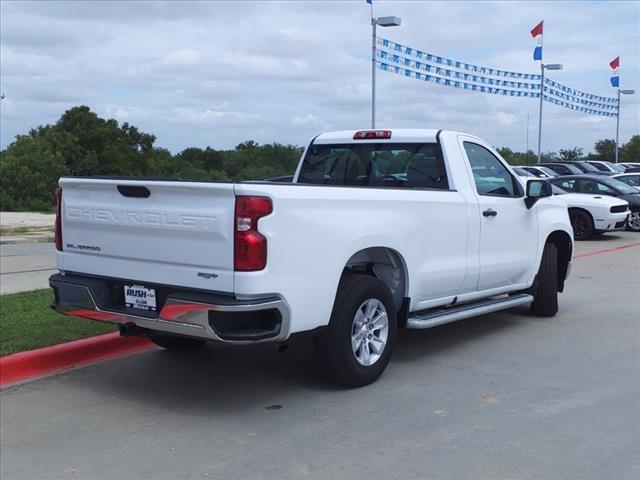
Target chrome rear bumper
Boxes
[49,274,290,344]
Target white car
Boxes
[49,129,574,386]
[587,161,626,174]
[613,173,640,191]
[515,166,559,178]
[516,174,629,240]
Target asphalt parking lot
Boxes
[1,233,639,480]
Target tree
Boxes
[496,147,536,166]
[558,147,583,162]
[621,135,640,162]
[590,139,616,161]
[0,135,68,211]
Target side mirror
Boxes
[525,179,552,209]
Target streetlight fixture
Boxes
[536,63,563,164]
[615,89,635,163]
[371,15,401,128]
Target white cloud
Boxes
[0,0,638,154]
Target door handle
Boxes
[483,209,498,217]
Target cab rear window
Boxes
[297,143,449,189]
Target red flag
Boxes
[530,21,543,38]
[610,56,620,70]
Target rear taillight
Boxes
[54,187,63,251]
[234,196,272,271]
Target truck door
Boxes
[458,138,538,291]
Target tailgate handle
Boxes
[117,185,150,198]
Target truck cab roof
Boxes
[312,129,442,144]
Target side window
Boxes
[555,179,577,192]
[463,142,517,196]
[580,180,614,194]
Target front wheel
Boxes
[314,274,397,387]
[626,211,640,232]
[530,242,559,317]
[569,209,594,240]
[149,332,207,351]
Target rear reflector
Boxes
[353,130,392,139]
[54,187,63,251]
[234,196,272,271]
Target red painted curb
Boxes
[574,241,640,260]
[0,333,153,387]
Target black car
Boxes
[560,161,613,176]
[539,162,583,176]
[550,175,640,232]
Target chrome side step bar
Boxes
[406,294,534,330]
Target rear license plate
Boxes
[124,285,157,311]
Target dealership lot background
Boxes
[1,0,639,479]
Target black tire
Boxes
[569,209,594,240]
[314,274,397,387]
[530,242,559,317]
[149,332,206,351]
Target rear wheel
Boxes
[314,274,397,387]
[569,209,593,240]
[530,242,559,317]
[149,332,206,351]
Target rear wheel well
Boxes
[343,247,408,313]
[545,230,572,292]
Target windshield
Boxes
[589,162,610,172]
[539,167,559,177]
[610,163,626,172]
[297,143,449,189]
[513,167,535,177]
[574,162,600,173]
[603,178,640,194]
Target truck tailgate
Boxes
[58,178,236,293]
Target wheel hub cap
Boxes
[351,299,389,367]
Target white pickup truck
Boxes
[50,129,573,386]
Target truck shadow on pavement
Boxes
[48,308,535,415]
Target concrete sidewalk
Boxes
[0,212,55,245]
[0,243,57,294]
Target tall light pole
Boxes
[615,89,635,163]
[536,63,563,164]
[371,15,401,128]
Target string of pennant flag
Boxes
[377,37,619,118]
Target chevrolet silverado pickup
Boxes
[50,129,574,386]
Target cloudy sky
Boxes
[1,0,638,154]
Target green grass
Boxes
[0,289,116,356]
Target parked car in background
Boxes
[587,161,626,174]
[613,173,640,190]
[48,128,574,386]
[619,162,640,171]
[516,176,629,240]
[539,162,583,176]
[619,163,640,173]
[550,175,640,232]
[559,161,612,176]
[518,166,560,178]
[549,184,629,240]
[512,167,536,179]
